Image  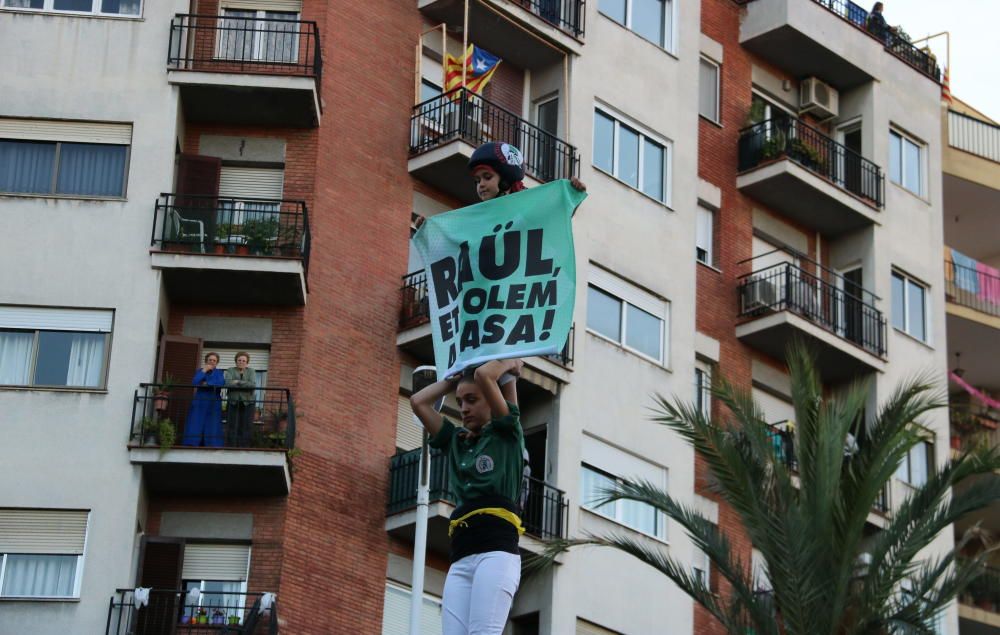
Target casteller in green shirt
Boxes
[428,401,524,508]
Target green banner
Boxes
[411,179,586,378]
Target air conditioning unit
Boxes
[800,77,839,119]
[742,279,777,313]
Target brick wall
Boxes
[484,59,525,116]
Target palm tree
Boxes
[528,342,1000,634]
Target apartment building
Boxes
[940,97,1000,635]
[0,1,965,635]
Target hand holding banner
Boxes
[411,180,586,378]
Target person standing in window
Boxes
[410,358,525,635]
[224,352,257,447]
[181,352,225,447]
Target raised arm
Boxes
[474,359,523,418]
[410,377,458,438]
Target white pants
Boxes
[441,551,521,635]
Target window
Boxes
[581,464,665,539]
[889,129,923,195]
[217,166,284,228]
[208,346,270,403]
[1,0,140,15]
[891,271,928,342]
[699,57,720,122]
[0,118,131,197]
[696,206,714,265]
[181,543,251,624]
[381,582,443,635]
[586,267,668,364]
[0,306,113,389]
[592,108,671,204]
[896,438,933,486]
[0,509,88,599]
[599,0,673,50]
[218,9,300,63]
[693,547,710,587]
[695,360,712,418]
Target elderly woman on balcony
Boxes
[181,352,225,447]
[224,352,257,448]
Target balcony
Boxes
[167,14,322,127]
[944,111,1000,262]
[736,260,886,382]
[418,0,584,68]
[150,194,310,306]
[739,0,939,89]
[128,384,296,497]
[399,271,575,390]
[957,562,1000,632]
[107,589,277,635]
[737,118,883,235]
[385,447,568,554]
[409,88,579,205]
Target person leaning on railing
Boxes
[224,352,257,448]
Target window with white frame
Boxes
[598,0,673,50]
[381,582,443,635]
[593,108,671,204]
[181,543,251,624]
[696,205,715,266]
[580,435,668,540]
[0,509,89,599]
[891,270,928,342]
[0,118,132,197]
[695,359,712,419]
[751,548,772,593]
[895,437,933,487]
[586,266,668,364]
[699,57,720,123]
[218,7,300,63]
[889,129,924,196]
[0,306,113,389]
[1,0,140,16]
[693,546,710,588]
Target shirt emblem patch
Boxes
[475,454,495,474]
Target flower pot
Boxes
[236,245,250,256]
[228,616,240,625]
[213,243,226,255]
[153,393,169,411]
[951,434,962,450]
[198,614,208,624]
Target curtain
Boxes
[259,12,299,63]
[53,0,92,10]
[56,143,126,196]
[218,10,256,60]
[0,141,55,194]
[66,333,105,387]
[1,555,77,597]
[5,0,43,8]
[0,331,33,385]
[100,0,140,15]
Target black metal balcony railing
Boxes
[168,14,321,81]
[945,259,1000,318]
[152,194,311,271]
[959,560,1000,612]
[106,589,277,635]
[513,0,586,37]
[767,422,797,471]
[131,384,296,450]
[738,261,887,357]
[387,447,568,540]
[948,110,1000,164]
[410,87,579,184]
[400,271,575,366]
[738,117,884,207]
[810,0,940,80]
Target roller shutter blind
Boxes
[381,583,442,635]
[210,348,270,372]
[0,118,132,144]
[0,509,89,554]
[219,0,303,10]
[0,307,112,332]
[752,387,795,424]
[218,167,284,200]
[577,619,622,635]
[181,544,250,581]
[396,395,423,451]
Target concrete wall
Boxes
[0,2,187,633]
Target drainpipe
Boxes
[409,365,441,635]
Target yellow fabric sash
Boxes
[448,507,525,537]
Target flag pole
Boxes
[462,0,469,91]
[409,366,441,635]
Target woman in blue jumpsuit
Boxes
[181,352,225,447]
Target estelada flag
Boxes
[444,44,501,97]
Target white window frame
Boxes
[580,463,668,541]
[592,105,673,206]
[891,270,929,342]
[692,546,710,588]
[598,0,675,52]
[695,359,712,419]
[586,266,669,366]
[699,56,721,123]
[0,510,89,600]
[696,205,715,266]
[895,436,933,487]
[1,0,141,16]
[889,128,925,197]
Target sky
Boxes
[890,0,1000,121]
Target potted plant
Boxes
[197,608,208,625]
[153,374,175,412]
[243,218,279,256]
[214,224,234,254]
[228,615,241,625]
[156,418,176,453]
[140,417,158,446]
[212,609,226,625]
